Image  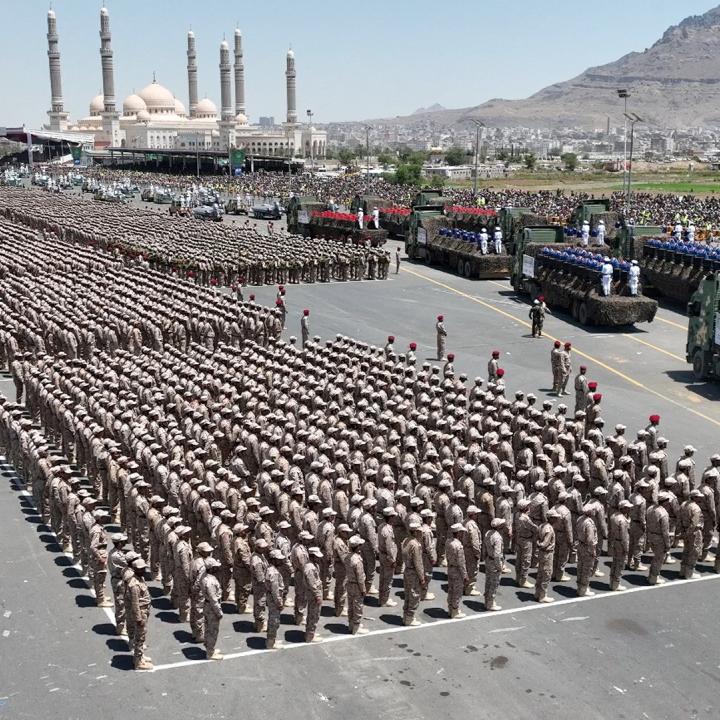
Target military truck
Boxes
[286,195,326,234]
[404,194,511,278]
[511,227,657,326]
[613,224,714,304]
[686,271,720,380]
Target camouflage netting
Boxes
[641,261,705,303]
[422,215,450,243]
[427,235,511,277]
[535,265,658,325]
[380,214,410,237]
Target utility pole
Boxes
[624,112,643,212]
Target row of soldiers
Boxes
[0,187,389,288]
[1,215,719,671]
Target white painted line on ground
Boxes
[149,572,720,673]
[560,616,589,622]
[488,626,525,634]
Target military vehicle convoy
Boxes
[686,271,720,380]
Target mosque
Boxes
[44,7,326,159]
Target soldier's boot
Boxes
[192,632,204,644]
[266,636,276,650]
[648,574,665,585]
[517,577,534,589]
[178,609,188,623]
[464,583,481,596]
[209,650,224,660]
[255,618,266,633]
[116,623,127,637]
[294,612,305,625]
[403,616,421,627]
[97,597,113,608]
[135,656,154,671]
[356,625,369,635]
[236,603,247,614]
[380,597,397,607]
[366,584,379,596]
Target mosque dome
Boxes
[136,109,151,123]
[235,113,248,126]
[138,81,176,113]
[195,97,218,118]
[89,94,104,116]
[123,93,147,116]
[174,97,187,117]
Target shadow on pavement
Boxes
[110,654,134,671]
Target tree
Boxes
[444,146,467,166]
[394,162,423,186]
[523,153,537,170]
[337,148,355,167]
[377,151,395,168]
[561,152,578,172]
[496,149,509,161]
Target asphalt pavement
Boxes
[1,253,719,719]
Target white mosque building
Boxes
[44,7,326,159]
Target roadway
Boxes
[1,250,719,719]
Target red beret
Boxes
[388,336,395,342]
[564,342,572,349]
[437,315,444,321]
[593,393,602,402]
[275,299,282,306]
[538,295,545,302]
[447,353,455,361]
[580,365,587,372]
[496,368,505,377]
[554,341,561,348]
[649,414,660,424]
[588,381,597,390]
[409,342,417,350]
[492,350,500,357]
[303,309,309,316]
[249,294,255,301]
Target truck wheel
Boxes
[571,300,579,320]
[457,258,464,276]
[464,261,472,278]
[692,350,710,381]
[578,301,590,326]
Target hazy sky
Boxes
[1,0,717,127]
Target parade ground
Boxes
[1,257,718,720]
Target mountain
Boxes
[412,103,446,115]
[373,6,720,129]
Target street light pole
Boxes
[195,132,200,178]
[617,89,630,195]
[468,119,485,197]
[363,124,372,191]
[624,112,643,212]
[306,109,314,173]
